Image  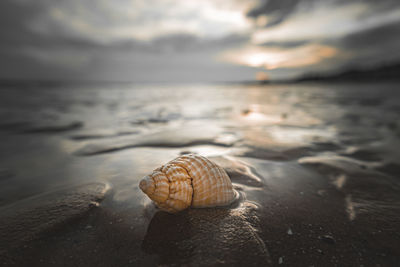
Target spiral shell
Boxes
[139,154,237,213]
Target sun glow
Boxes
[220,48,288,69]
[246,53,275,67]
[255,71,269,81]
[219,44,338,72]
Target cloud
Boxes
[0,0,43,47]
[258,40,309,49]
[340,20,400,50]
[23,0,252,43]
[247,0,400,28]
[243,0,400,79]
[337,20,400,67]
[0,0,257,81]
[149,33,249,53]
[247,0,306,27]
[243,18,400,77]
[1,0,400,81]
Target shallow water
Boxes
[0,82,399,266]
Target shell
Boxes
[139,154,236,213]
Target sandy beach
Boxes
[0,82,399,266]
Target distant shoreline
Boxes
[1,62,400,86]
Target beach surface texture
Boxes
[0,82,399,266]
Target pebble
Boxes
[278,257,283,264]
[320,235,335,244]
[89,201,100,208]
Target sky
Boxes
[1,0,400,82]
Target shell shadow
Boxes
[141,203,271,266]
[141,210,198,265]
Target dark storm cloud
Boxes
[0,0,249,52]
[1,0,400,81]
[0,0,248,55]
[0,0,254,81]
[245,0,400,76]
[255,18,400,70]
[0,0,96,50]
[149,33,249,53]
[337,20,400,66]
[0,0,78,79]
[247,0,400,27]
[257,18,400,55]
[258,40,309,49]
[107,33,248,54]
[35,32,249,55]
[247,0,304,27]
[340,20,400,50]
[291,19,400,69]
[0,0,42,47]
[339,0,400,14]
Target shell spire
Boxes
[139,154,236,213]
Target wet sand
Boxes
[0,82,399,266]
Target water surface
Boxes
[0,82,399,266]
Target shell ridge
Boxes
[165,156,195,207]
[190,155,221,207]
[212,160,235,203]
[165,167,193,211]
[188,156,209,206]
[192,156,234,207]
[172,155,208,207]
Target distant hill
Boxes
[296,62,400,82]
